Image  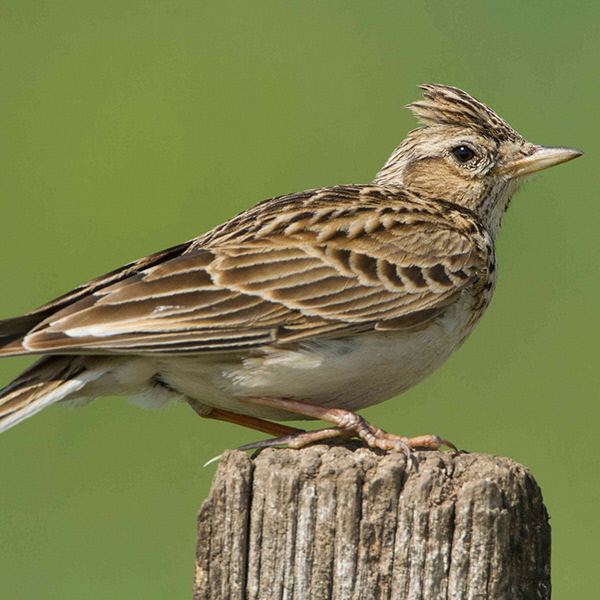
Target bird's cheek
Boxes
[403,157,468,201]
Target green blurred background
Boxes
[0,1,596,598]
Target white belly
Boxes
[153,299,479,421]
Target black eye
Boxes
[452,145,476,163]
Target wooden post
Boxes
[194,443,550,600]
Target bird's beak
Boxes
[493,145,583,178]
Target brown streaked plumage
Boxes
[0,84,582,455]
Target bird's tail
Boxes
[0,356,103,433]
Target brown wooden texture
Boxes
[194,444,550,600]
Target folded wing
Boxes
[0,186,489,356]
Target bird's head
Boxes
[374,84,582,237]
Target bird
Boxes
[0,84,582,456]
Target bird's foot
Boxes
[236,396,458,461]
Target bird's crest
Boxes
[407,84,522,142]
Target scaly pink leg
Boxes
[188,398,304,438]
[236,396,457,456]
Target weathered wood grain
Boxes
[194,443,550,600]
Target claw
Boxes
[235,433,305,452]
[203,432,310,466]
[203,453,224,468]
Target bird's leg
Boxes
[187,398,305,438]
[238,396,457,456]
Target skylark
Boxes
[0,85,582,454]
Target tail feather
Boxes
[0,356,101,433]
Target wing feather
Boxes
[2,185,491,356]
